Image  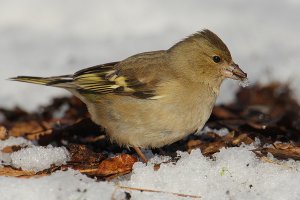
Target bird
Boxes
[10,29,247,162]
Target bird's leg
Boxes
[133,146,148,163]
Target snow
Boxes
[0,137,33,166]
[0,152,11,166]
[0,169,116,200]
[1,145,300,200]
[196,126,229,136]
[1,1,300,199]
[0,137,69,172]
[124,147,300,200]
[11,145,70,172]
[239,78,250,88]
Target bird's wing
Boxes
[10,51,169,99]
[73,60,164,100]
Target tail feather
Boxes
[9,75,74,88]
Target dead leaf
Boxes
[273,142,294,150]
[259,147,300,160]
[223,131,235,143]
[1,145,22,153]
[202,141,225,156]
[187,140,202,153]
[9,121,45,138]
[0,126,8,140]
[232,133,254,145]
[0,167,36,178]
[97,154,137,177]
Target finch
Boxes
[11,29,247,162]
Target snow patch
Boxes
[11,145,70,172]
[197,126,229,136]
[0,144,299,199]
[0,152,11,166]
[0,169,116,200]
[121,146,300,200]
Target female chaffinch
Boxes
[11,29,247,162]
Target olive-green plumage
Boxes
[11,29,247,150]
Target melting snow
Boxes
[11,145,70,172]
[0,144,300,199]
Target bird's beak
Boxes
[221,63,247,80]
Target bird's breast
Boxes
[84,82,218,148]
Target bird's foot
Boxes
[133,146,148,163]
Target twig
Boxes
[105,170,132,181]
[115,185,201,199]
[80,135,106,143]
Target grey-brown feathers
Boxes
[10,29,245,149]
[193,29,231,56]
[169,29,232,61]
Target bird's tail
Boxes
[9,75,74,88]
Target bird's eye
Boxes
[213,56,221,63]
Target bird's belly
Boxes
[86,94,216,148]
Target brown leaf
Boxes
[273,143,294,150]
[257,143,300,160]
[264,148,300,160]
[187,140,202,153]
[26,129,54,141]
[8,120,54,141]
[187,132,254,156]
[223,131,235,143]
[202,141,225,156]
[273,143,300,155]
[1,145,22,153]
[97,154,137,177]
[0,126,8,140]
[0,167,36,178]
[9,121,45,137]
[232,133,254,145]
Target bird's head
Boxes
[169,29,247,86]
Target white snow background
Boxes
[1,0,300,199]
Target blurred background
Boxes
[1,0,300,111]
